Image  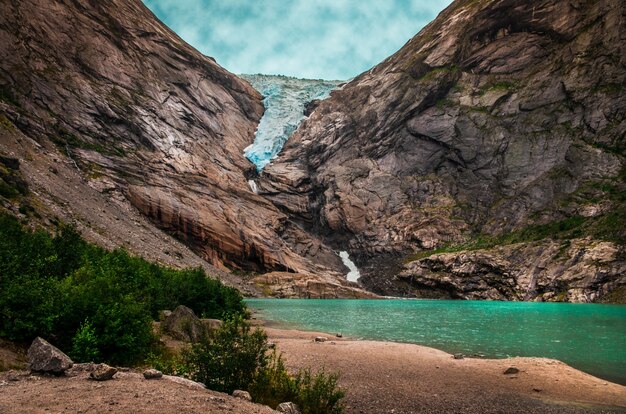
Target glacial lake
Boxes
[246,299,626,385]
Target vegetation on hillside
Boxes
[0,212,245,365]
[406,171,626,263]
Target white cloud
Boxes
[143,0,453,79]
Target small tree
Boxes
[183,315,269,393]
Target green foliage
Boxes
[0,212,245,365]
[292,369,345,414]
[183,315,268,393]
[249,351,298,408]
[181,316,345,413]
[70,319,100,362]
[145,349,190,377]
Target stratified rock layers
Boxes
[0,0,353,294]
[261,0,625,300]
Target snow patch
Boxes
[339,251,361,283]
[248,179,258,194]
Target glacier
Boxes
[240,74,342,171]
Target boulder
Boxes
[314,336,328,343]
[27,337,73,374]
[232,390,252,401]
[90,363,117,381]
[163,375,205,389]
[277,402,300,414]
[162,305,206,342]
[143,369,163,379]
[503,367,520,375]
[453,354,464,360]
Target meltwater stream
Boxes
[240,74,342,171]
[247,299,626,385]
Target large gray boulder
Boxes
[27,337,73,374]
[162,305,206,342]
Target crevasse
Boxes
[240,74,342,171]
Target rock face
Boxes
[252,272,378,299]
[398,238,626,302]
[27,337,73,374]
[0,0,360,297]
[260,0,626,299]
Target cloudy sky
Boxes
[143,0,453,80]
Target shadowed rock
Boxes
[27,337,73,374]
[162,305,206,342]
[90,364,117,381]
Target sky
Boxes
[143,0,453,80]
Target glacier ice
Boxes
[339,251,361,283]
[240,74,342,171]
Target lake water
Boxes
[246,299,626,385]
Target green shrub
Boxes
[0,212,246,365]
[70,319,100,362]
[183,315,269,393]
[250,351,298,408]
[181,316,345,413]
[293,369,345,414]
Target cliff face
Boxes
[260,0,625,300]
[0,0,363,296]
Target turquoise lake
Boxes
[246,299,626,385]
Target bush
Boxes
[181,316,345,413]
[293,369,345,414]
[0,212,246,364]
[183,315,269,393]
[70,319,99,362]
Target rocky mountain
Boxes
[1,0,623,302]
[0,0,367,297]
[259,0,625,301]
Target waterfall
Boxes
[339,251,361,282]
[248,179,258,194]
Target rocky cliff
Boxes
[0,0,366,297]
[1,0,624,301]
[260,0,625,300]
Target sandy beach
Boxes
[264,325,626,413]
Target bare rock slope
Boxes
[260,0,626,300]
[0,0,365,296]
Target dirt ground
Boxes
[1,327,625,414]
[0,369,275,414]
[265,327,626,414]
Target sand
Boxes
[1,325,624,413]
[265,326,626,414]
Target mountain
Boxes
[1,0,623,302]
[0,0,369,298]
[260,0,626,301]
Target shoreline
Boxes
[256,317,626,413]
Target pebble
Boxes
[143,369,163,380]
